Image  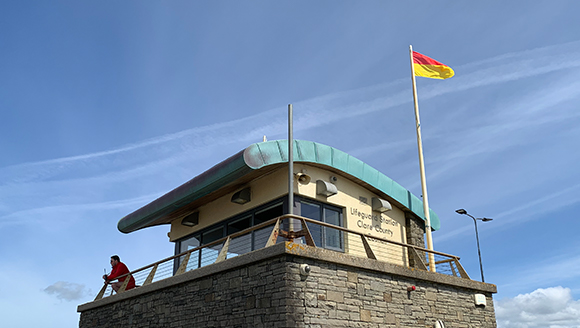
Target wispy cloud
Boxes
[424,40,580,97]
[44,281,91,301]
[5,40,580,180]
[2,41,580,232]
[435,183,580,243]
[0,194,157,229]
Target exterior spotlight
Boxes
[181,212,199,227]
[316,180,337,197]
[407,285,416,292]
[372,197,392,213]
[231,187,251,204]
[455,208,492,282]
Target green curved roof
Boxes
[118,140,440,233]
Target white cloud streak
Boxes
[2,40,580,232]
[5,40,580,179]
[435,183,580,243]
[0,194,157,229]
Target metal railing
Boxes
[95,214,470,300]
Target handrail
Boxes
[95,214,470,300]
[293,215,461,259]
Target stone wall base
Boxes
[79,242,497,328]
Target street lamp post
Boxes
[455,209,492,283]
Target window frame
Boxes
[174,197,286,272]
[174,194,346,273]
[295,195,345,252]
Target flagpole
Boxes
[409,45,436,272]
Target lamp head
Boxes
[181,212,199,227]
[231,187,251,204]
[481,218,493,222]
[455,209,467,215]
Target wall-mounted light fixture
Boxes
[372,197,392,213]
[295,172,311,185]
[231,187,251,204]
[181,212,199,227]
[316,180,337,197]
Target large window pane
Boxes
[253,203,283,249]
[200,226,224,267]
[179,234,200,272]
[227,216,252,258]
[301,201,322,247]
[324,208,343,250]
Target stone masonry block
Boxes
[425,291,437,301]
[347,272,358,283]
[199,278,213,289]
[327,291,344,303]
[360,309,371,322]
[384,292,392,303]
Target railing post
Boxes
[409,247,428,271]
[453,257,471,279]
[265,219,281,247]
[94,283,108,301]
[117,274,132,293]
[176,252,191,275]
[449,261,458,277]
[360,235,377,260]
[143,263,158,286]
[215,236,231,263]
[298,218,316,247]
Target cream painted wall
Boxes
[169,164,409,265]
[292,165,408,265]
[169,168,289,242]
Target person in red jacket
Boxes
[102,255,136,292]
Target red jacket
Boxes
[107,261,136,290]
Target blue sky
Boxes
[2,1,580,327]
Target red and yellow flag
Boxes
[412,51,454,79]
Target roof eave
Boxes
[117,140,440,234]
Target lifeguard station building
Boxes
[78,140,497,327]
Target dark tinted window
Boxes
[176,199,284,271]
[298,198,343,251]
[200,226,224,266]
[253,204,284,249]
[227,216,252,258]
